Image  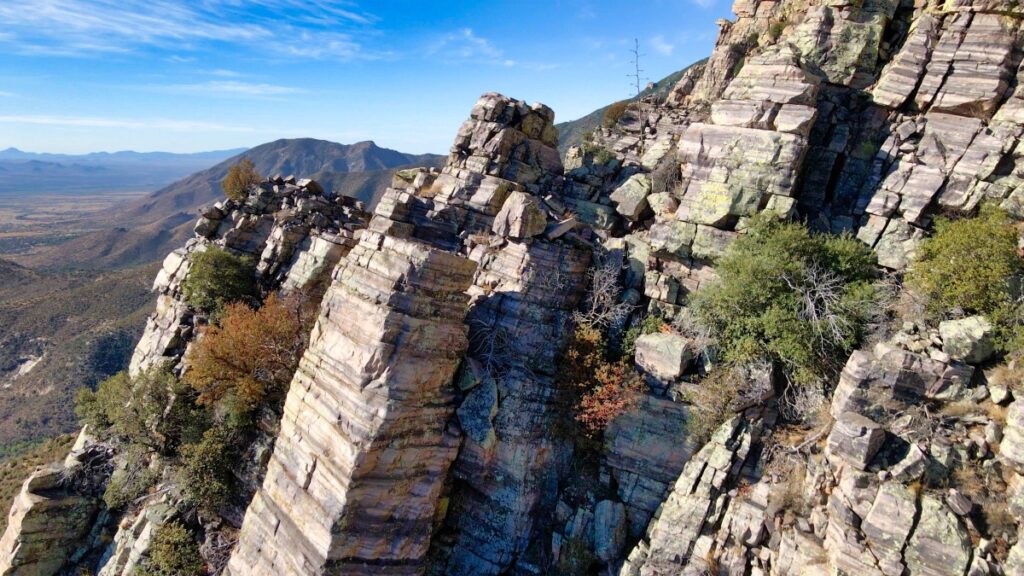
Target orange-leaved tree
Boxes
[221,158,261,202]
[560,325,643,437]
[185,293,309,420]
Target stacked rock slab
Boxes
[619,415,764,575]
[0,431,111,576]
[225,190,475,575]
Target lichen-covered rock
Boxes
[634,333,693,382]
[610,174,652,221]
[0,439,112,576]
[604,393,695,538]
[904,495,972,576]
[492,191,547,239]
[1002,400,1024,470]
[940,315,995,364]
[862,482,917,575]
[593,501,627,562]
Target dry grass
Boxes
[939,400,984,419]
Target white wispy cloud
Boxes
[650,35,675,56]
[0,0,378,60]
[429,28,503,62]
[153,80,306,97]
[0,91,15,97]
[0,114,254,132]
[427,28,556,70]
[692,0,717,7]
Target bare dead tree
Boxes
[627,37,647,98]
[572,262,634,330]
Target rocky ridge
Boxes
[3,0,1024,574]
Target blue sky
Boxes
[0,1,732,155]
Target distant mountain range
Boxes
[24,138,445,269]
[121,139,443,224]
[0,147,249,195]
[0,147,248,164]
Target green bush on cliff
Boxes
[178,426,235,511]
[103,445,160,510]
[906,206,1024,351]
[136,521,205,576]
[182,247,257,314]
[75,366,208,455]
[692,215,879,409]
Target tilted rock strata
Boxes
[226,220,476,575]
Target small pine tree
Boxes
[181,247,257,314]
[221,158,261,202]
[178,426,234,512]
[136,521,205,576]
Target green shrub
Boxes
[602,101,630,128]
[182,247,257,314]
[221,158,261,202]
[692,215,879,403]
[556,536,597,576]
[907,207,1023,350]
[103,446,160,510]
[619,313,666,359]
[178,426,234,511]
[768,20,788,40]
[136,521,205,576]
[76,367,209,455]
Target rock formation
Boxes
[5,0,1024,575]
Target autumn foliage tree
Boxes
[184,293,309,421]
[560,326,643,437]
[221,158,261,202]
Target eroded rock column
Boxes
[227,191,476,575]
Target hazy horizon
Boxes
[0,0,730,156]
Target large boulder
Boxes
[1001,400,1024,470]
[493,191,548,239]
[827,411,885,470]
[940,315,995,364]
[610,174,652,221]
[904,495,972,576]
[635,333,693,381]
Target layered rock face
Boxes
[226,199,476,574]
[0,431,112,576]
[229,93,586,576]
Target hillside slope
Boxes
[555,60,706,154]
[120,138,442,226]
[20,139,444,270]
[0,261,158,445]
